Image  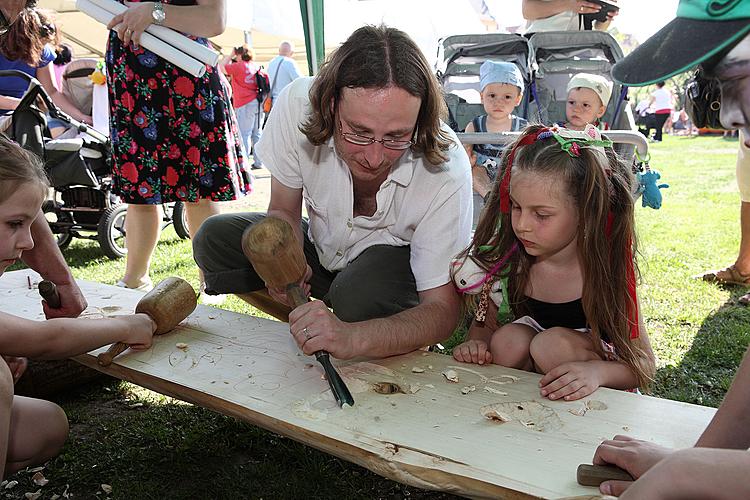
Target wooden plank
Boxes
[2,270,716,499]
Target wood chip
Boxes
[175,342,189,350]
[585,400,608,411]
[4,481,18,490]
[481,407,512,422]
[31,471,49,486]
[101,484,113,494]
[442,369,459,383]
[568,406,588,417]
[411,366,425,373]
[460,385,476,394]
[24,491,41,500]
[483,386,508,396]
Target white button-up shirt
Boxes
[256,78,472,291]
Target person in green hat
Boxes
[590,1,750,498]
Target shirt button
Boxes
[347,221,352,228]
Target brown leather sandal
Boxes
[698,264,750,287]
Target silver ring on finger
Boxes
[303,327,310,341]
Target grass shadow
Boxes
[652,286,750,407]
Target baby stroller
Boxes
[0,70,189,259]
[526,30,637,159]
[436,33,532,132]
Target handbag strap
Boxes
[269,59,283,94]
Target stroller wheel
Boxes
[42,201,73,250]
[172,201,190,240]
[97,204,128,259]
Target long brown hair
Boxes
[0,135,48,203]
[462,125,654,388]
[0,7,55,65]
[300,24,453,166]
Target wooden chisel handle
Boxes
[577,464,634,487]
[38,279,61,309]
[97,342,129,367]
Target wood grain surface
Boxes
[3,271,716,499]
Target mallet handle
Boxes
[576,463,633,487]
[97,342,129,367]
[38,280,61,309]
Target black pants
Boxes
[192,212,419,322]
[652,113,670,141]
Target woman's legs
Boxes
[121,204,161,288]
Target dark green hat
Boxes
[612,0,750,86]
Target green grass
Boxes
[3,134,750,499]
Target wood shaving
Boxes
[442,369,459,383]
[586,400,608,411]
[483,386,508,396]
[101,484,113,494]
[31,472,48,487]
[568,406,588,417]
[481,407,512,422]
[411,366,425,373]
[409,384,421,394]
[4,481,18,489]
[488,374,520,385]
[448,365,488,383]
[175,342,189,350]
[460,385,476,394]
[24,491,41,500]
[424,384,435,389]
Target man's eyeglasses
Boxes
[338,119,414,150]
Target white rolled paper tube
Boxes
[87,0,220,67]
[76,0,206,78]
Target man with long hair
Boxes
[194,25,472,360]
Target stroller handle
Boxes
[0,70,109,145]
[458,129,649,159]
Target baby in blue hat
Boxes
[465,60,528,226]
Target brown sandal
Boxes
[698,264,750,287]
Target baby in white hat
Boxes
[465,61,528,226]
[563,73,613,130]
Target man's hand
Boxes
[2,356,27,384]
[288,301,355,359]
[538,361,602,400]
[267,265,312,307]
[592,435,673,496]
[41,278,87,319]
[452,339,492,365]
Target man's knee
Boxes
[327,245,418,322]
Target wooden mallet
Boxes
[241,216,354,408]
[576,463,634,487]
[38,279,61,309]
[97,277,197,367]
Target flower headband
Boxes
[498,124,612,213]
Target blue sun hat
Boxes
[613,0,750,86]
[479,60,525,94]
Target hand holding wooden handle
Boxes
[38,280,61,309]
[576,463,634,487]
[97,277,197,367]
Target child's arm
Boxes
[22,214,87,319]
[0,312,156,360]
[463,120,478,168]
[539,307,656,400]
[453,301,499,365]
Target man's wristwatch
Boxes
[152,2,166,25]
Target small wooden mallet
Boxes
[38,279,61,309]
[97,277,197,367]
[576,463,634,487]
[241,216,354,408]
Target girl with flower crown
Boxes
[451,124,655,401]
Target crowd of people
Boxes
[0,0,749,497]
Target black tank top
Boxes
[524,296,587,330]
